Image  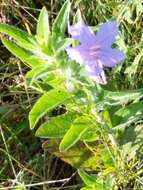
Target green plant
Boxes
[0,1,143,189]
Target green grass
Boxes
[0,0,143,189]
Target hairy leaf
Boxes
[36,112,77,138]
[113,101,143,129]
[1,38,52,67]
[0,23,38,51]
[52,0,71,36]
[36,7,50,46]
[59,116,91,151]
[29,88,71,129]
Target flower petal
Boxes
[66,46,90,64]
[66,46,105,76]
[85,60,103,76]
[92,71,107,85]
[85,61,107,84]
[99,48,125,67]
[69,19,95,45]
[96,21,118,47]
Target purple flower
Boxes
[66,19,124,84]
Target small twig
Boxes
[58,171,77,190]
[0,178,73,190]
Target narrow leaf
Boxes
[125,52,143,80]
[25,65,51,86]
[53,38,73,54]
[59,116,90,151]
[29,88,71,129]
[52,0,71,36]
[36,7,50,45]
[1,38,52,67]
[0,23,38,50]
[36,112,77,138]
[78,169,97,187]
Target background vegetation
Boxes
[0,0,143,189]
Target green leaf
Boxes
[81,127,99,142]
[32,81,53,93]
[29,88,71,129]
[74,8,82,22]
[53,37,73,54]
[113,101,143,129]
[52,0,71,36]
[1,38,34,66]
[80,187,96,190]
[36,112,77,138]
[78,169,97,187]
[36,7,50,46]
[48,76,66,88]
[118,125,143,161]
[0,23,38,51]
[25,65,52,86]
[1,38,52,67]
[80,186,97,190]
[125,52,143,80]
[43,139,103,170]
[99,88,143,106]
[103,111,112,129]
[59,116,90,151]
[79,172,115,190]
